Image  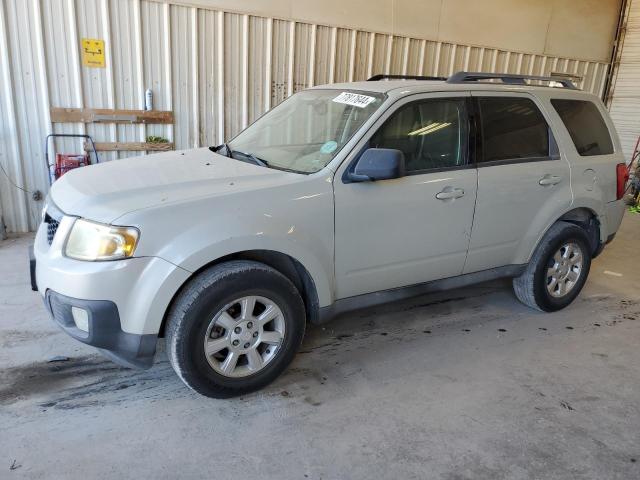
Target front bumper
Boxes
[45,290,157,368]
[29,245,37,291]
[33,208,191,368]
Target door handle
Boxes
[539,175,562,186]
[436,187,465,200]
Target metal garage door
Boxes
[609,0,640,162]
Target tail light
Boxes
[616,163,629,200]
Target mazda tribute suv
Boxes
[32,72,627,397]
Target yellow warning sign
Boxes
[81,38,105,68]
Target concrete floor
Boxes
[1,216,639,480]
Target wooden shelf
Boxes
[51,107,173,124]
[84,142,174,152]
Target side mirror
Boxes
[347,148,406,182]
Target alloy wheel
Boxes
[546,242,583,298]
[203,295,285,378]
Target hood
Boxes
[50,148,299,223]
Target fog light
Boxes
[71,307,89,332]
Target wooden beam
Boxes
[52,107,173,124]
[85,142,174,152]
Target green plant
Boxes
[146,135,169,144]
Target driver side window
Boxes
[369,98,468,172]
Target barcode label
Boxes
[332,92,376,108]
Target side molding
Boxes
[317,264,526,324]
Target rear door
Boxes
[550,98,621,203]
[549,97,626,237]
[464,92,572,273]
[334,92,478,299]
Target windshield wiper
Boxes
[209,143,233,158]
[232,150,269,167]
[209,144,268,167]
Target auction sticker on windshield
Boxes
[332,92,376,108]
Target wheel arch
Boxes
[556,207,601,255]
[158,250,321,337]
[523,206,603,264]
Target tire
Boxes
[165,260,306,398]
[513,221,592,312]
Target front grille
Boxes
[43,201,64,246]
[45,216,60,245]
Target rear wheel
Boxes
[513,222,592,312]
[166,260,305,398]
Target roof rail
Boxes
[368,74,448,82]
[446,71,577,89]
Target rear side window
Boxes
[478,97,550,162]
[551,99,614,156]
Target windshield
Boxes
[227,89,385,174]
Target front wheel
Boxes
[513,222,592,312]
[165,260,306,398]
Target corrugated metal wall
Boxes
[0,0,612,233]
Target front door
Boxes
[334,93,478,299]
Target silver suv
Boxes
[32,72,627,397]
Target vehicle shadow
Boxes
[5,277,626,408]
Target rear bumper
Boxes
[605,199,625,238]
[592,200,625,258]
[592,232,616,259]
[45,290,157,369]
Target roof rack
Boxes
[368,74,448,82]
[446,71,577,89]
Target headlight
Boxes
[65,219,140,261]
